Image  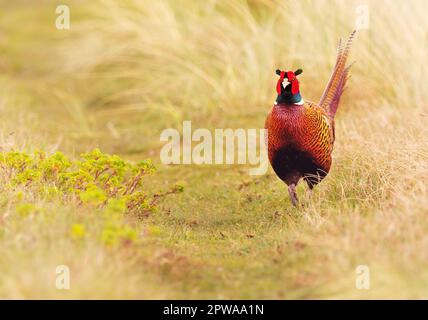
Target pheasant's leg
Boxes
[288,183,298,207]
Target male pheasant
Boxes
[265,31,356,206]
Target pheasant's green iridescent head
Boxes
[275,69,303,105]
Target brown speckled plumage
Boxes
[265,31,355,206]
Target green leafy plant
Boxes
[0,149,183,217]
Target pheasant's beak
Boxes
[282,78,289,88]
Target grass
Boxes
[0,0,427,299]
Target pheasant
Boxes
[265,31,356,206]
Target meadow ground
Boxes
[0,0,427,299]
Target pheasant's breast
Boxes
[266,102,333,181]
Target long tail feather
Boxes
[319,31,356,118]
[328,63,353,117]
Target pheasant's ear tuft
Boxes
[275,69,281,76]
[295,69,303,76]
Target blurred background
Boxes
[2,0,427,156]
[0,0,427,299]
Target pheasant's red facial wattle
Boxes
[286,71,299,95]
[276,69,300,95]
[276,71,286,95]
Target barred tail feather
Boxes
[328,63,352,118]
[319,31,356,118]
[319,38,343,104]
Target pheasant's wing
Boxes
[307,102,335,141]
[304,102,335,163]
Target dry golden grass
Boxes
[0,0,427,299]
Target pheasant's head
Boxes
[275,69,303,105]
